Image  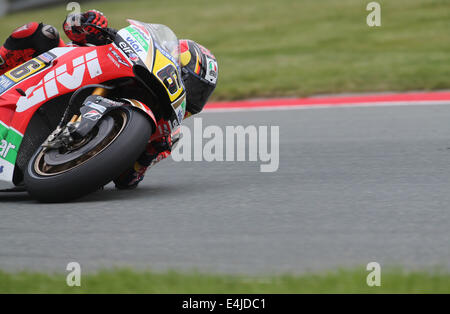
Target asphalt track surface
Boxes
[1,103,450,274]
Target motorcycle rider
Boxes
[0,10,218,189]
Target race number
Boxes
[5,58,46,83]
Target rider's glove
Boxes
[84,10,108,28]
[63,10,108,45]
[113,136,173,190]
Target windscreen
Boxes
[144,23,180,65]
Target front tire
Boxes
[24,107,152,202]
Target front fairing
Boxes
[0,44,134,187]
[115,20,186,127]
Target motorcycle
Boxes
[0,20,186,202]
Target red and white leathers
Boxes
[113,117,187,189]
[113,130,174,189]
[0,22,65,75]
[0,10,108,75]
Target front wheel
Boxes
[24,107,152,202]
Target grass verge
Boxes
[0,267,449,293]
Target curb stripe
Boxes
[205,91,450,111]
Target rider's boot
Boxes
[113,136,172,189]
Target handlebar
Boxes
[83,23,117,43]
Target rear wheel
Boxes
[24,107,152,202]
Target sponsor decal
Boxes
[0,122,22,170]
[205,57,218,84]
[170,97,186,124]
[0,160,15,183]
[117,30,149,62]
[127,21,151,40]
[118,41,140,62]
[108,47,130,68]
[42,25,58,39]
[0,76,14,94]
[107,53,120,68]
[0,117,23,184]
[209,60,217,76]
[134,26,151,41]
[39,52,56,64]
[0,160,14,183]
[129,53,139,62]
[86,102,106,113]
[177,105,184,122]
[126,36,144,53]
[100,97,123,106]
[0,139,15,159]
[175,99,186,123]
[126,26,149,51]
[128,52,139,62]
[154,42,177,67]
[83,110,102,121]
[16,50,103,113]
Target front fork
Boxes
[64,87,109,125]
[44,87,159,149]
[92,87,108,97]
[72,88,157,138]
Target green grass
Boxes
[0,0,449,100]
[0,268,449,293]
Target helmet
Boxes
[179,39,218,115]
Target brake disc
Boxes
[43,116,115,166]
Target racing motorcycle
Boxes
[0,20,186,202]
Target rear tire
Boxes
[24,107,152,202]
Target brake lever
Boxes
[83,23,117,43]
